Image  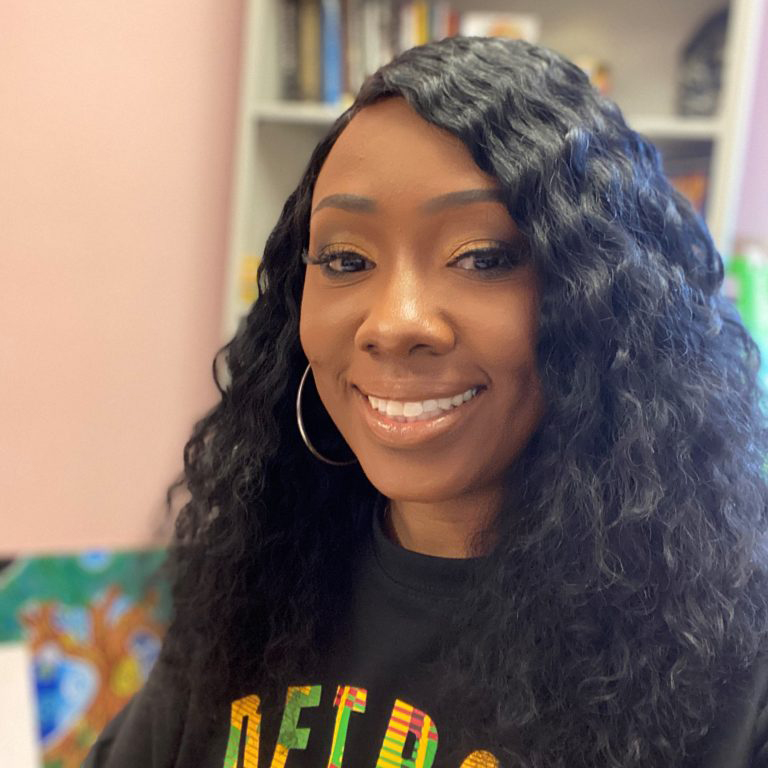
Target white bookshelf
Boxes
[253,103,726,139]
[253,100,348,124]
[625,115,723,141]
[223,0,767,339]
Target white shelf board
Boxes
[253,100,346,125]
[626,115,723,140]
[254,100,724,142]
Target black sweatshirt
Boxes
[84,509,768,768]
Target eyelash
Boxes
[302,245,523,279]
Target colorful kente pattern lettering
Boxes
[222,695,262,768]
[328,685,368,767]
[221,685,500,768]
[376,698,439,768]
[458,750,500,767]
[271,685,322,767]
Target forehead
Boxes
[312,98,500,206]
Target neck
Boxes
[384,490,501,558]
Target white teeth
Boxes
[367,387,480,421]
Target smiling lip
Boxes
[354,385,485,448]
[355,384,485,400]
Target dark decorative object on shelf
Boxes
[677,7,729,116]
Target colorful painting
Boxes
[0,551,170,768]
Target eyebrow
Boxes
[311,188,506,216]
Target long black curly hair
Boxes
[161,36,768,767]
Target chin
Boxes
[358,463,472,505]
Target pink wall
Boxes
[0,2,244,553]
[737,5,768,242]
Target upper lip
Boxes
[354,384,485,401]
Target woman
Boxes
[85,36,768,767]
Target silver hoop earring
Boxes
[296,364,358,466]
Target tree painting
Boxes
[0,551,169,768]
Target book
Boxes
[362,0,382,80]
[278,0,301,99]
[398,1,416,53]
[460,12,541,43]
[430,0,451,41]
[298,0,323,101]
[414,0,429,45]
[664,153,710,217]
[290,0,468,104]
[344,0,364,99]
[322,0,343,104]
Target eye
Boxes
[302,246,374,278]
[448,246,523,276]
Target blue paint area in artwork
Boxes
[35,649,98,746]
[107,594,133,624]
[53,604,91,644]
[78,552,113,572]
[130,629,161,679]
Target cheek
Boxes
[299,275,328,363]
[299,300,341,421]
[300,273,365,360]
[472,296,543,425]
[299,282,355,389]
[298,297,315,362]
[475,295,539,369]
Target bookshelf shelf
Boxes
[223,0,767,340]
[627,115,723,141]
[253,101,724,139]
[253,100,347,125]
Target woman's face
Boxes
[300,97,544,507]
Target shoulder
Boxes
[82,699,136,768]
[699,651,768,768]
[83,654,187,768]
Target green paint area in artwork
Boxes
[0,550,168,642]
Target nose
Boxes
[354,263,455,357]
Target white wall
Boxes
[737,4,768,242]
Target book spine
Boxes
[398,1,413,53]
[341,0,350,98]
[299,0,323,101]
[447,8,461,37]
[278,0,301,99]
[432,0,450,40]
[322,0,343,104]
[427,0,435,42]
[378,0,394,64]
[414,0,429,45]
[345,0,364,95]
[362,0,382,77]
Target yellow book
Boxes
[414,0,429,45]
[239,254,261,304]
[298,0,322,101]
